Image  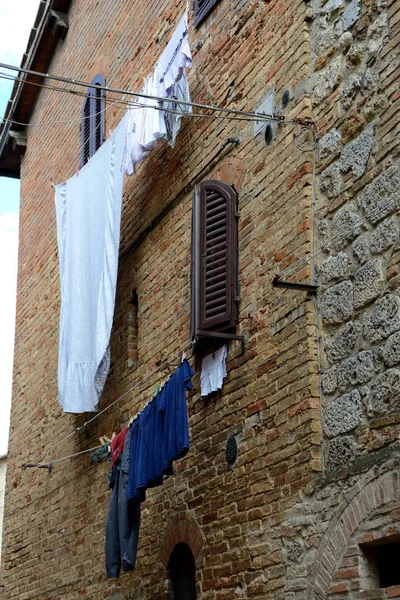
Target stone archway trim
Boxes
[159,512,204,568]
[311,470,399,599]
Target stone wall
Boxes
[1,0,322,599]
[279,0,400,597]
[310,0,400,475]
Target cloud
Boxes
[0,1,41,65]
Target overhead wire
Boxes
[29,331,313,469]
[0,72,284,128]
[0,65,314,130]
[35,340,194,464]
[0,71,278,128]
[0,61,291,124]
[277,193,400,281]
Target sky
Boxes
[0,0,41,455]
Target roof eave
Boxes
[0,0,72,178]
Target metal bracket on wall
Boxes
[195,330,246,354]
[22,463,53,473]
[272,275,318,294]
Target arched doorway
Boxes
[167,542,196,600]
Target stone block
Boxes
[331,205,360,249]
[337,350,374,391]
[315,29,336,55]
[367,12,389,58]
[319,129,342,159]
[326,436,356,470]
[352,235,369,264]
[286,540,304,563]
[372,368,400,415]
[322,366,338,394]
[320,162,341,199]
[353,260,384,308]
[339,31,353,53]
[339,0,362,32]
[324,390,362,437]
[370,216,398,255]
[360,167,400,224]
[347,41,365,66]
[360,385,374,417]
[362,68,380,91]
[314,58,340,104]
[320,252,349,284]
[363,295,400,343]
[326,321,362,362]
[322,0,344,17]
[383,331,400,367]
[339,127,373,179]
[340,74,362,110]
[320,281,354,325]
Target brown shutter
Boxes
[192,180,239,338]
[80,74,105,167]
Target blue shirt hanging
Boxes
[126,358,194,502]
[159,358,193,473]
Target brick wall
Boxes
[1,0,399,598]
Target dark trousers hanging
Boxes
[105,430,141,578]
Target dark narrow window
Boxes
[193,0,222,28]
[167,543,196,600]
[191,180,239,343]
[80,74,105,167]
[127,289,138,369]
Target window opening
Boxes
[360,538,400,589]
[167,542,196,600]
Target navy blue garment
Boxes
[105,428,141,578]
[160,358,194,473]
[126,417,146,502]
[126,359,193,502]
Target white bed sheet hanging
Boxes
[55,115,127,413]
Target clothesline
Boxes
[277,193,400,281]
[35,340,194,464]
[26,331,313,470]
[0,62,302,126]
[0,71,287,126]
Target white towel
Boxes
[155,12,192,97]
[55,115,127,413]
[201,345,228,397]
[122,12,192,175]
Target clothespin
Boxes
[111,432,116,441]
[182,351,187,362]
[99,436,111,445]
[51,182,56,189]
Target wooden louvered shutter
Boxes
[193,0,221,28]
[80,74,105,167]
[191,180,239,339]
[81,92,91,167]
